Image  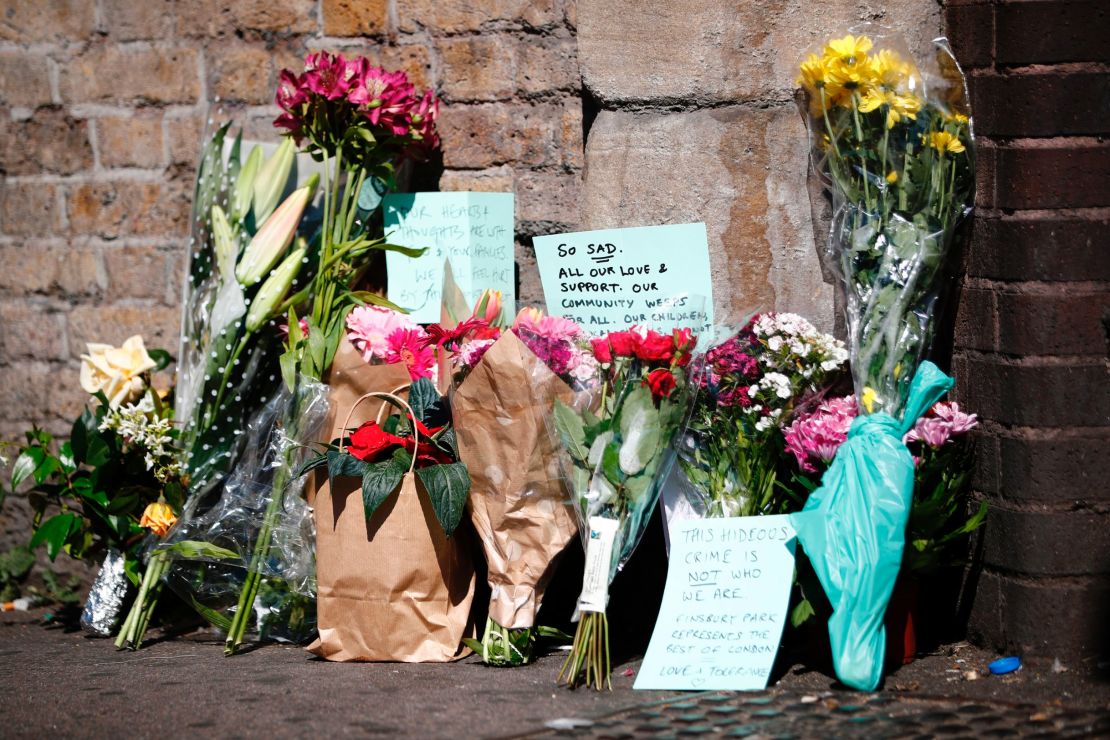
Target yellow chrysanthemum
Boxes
[947,112,969,125]
[797,53,828,91]
[885,170,898,183]
[861,386,879,414]
[823,34,873,65]
[870,49,918,91]
[926,131,966,154]
[857,89,922,128]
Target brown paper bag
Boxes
[307,337,477,662]
[452,331,579,629]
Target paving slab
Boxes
[1,611,1106,739]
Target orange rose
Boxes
[139,502,177,538]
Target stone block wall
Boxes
[946,0,1110,662]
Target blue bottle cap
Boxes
[988,656,1022,674]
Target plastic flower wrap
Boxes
[678,312,847,519]
[545,316,701,690]
[441,298,590,666]
[792,26,975,691]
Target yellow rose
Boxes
[79,335,157,408]
[139,501,177,538]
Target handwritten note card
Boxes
[634,515,797,691]
[533,223,714,337]
[384,192,515,324]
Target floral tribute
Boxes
[551,325,698,689]
[300,378,470,536]
[680,312,847,518]
[346,305,435,381]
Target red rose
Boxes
[607,330,638,358]
[673,327,696,353]
[634,330,675,363]
[644,368,677,401]
[347,421,406,462]
[590,337,613,364]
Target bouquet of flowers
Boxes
[679,312,847,519]
[205,50,440,655]
[442,298,590,666]
[790,27,975,690]
[785,396,986,578]
[301,379,477,662]
[549,323,699,689]
[7,336,185,638]
[346,304,436,382]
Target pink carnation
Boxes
[456,338,497,369]
[347,305,417,363]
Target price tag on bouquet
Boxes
[533,223,714,338]
[384,192,515,324]
[635,515,796,691]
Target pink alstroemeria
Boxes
[349,66,415,134]
[302,51,354,101]
[904,401,979,448]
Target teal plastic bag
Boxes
[789,361,953,690]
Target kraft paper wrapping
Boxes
[307,337,477,662]
[452,331,579,629]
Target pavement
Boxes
[1,609,1107,739]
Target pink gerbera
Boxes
[385,328,435,380]
[347,305,417,362]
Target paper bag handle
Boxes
[339,385,419,476]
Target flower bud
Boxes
[252,138,296,225]
[210,204,237,281]
[235,174,318,286]
[245,241,307,333]
[471,288,502,325]
[232,145,263,225]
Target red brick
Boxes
[208,42,274,105]
[972,139,997,210]
[517,38,578,95]
[102,246,175,304]
[439,165,515,193]
[67,181,190,240]
[61,47,200,105]
[970,71,1110,137]
[438,103,559,169]
[0,0,94,43]
[968,569,1110,660]
[968,429,1000,495]
[165,115,205,166]
[1,111,93,176]
[96,116,165,169]
[953,284,997,352]
[982,506,1110,576]
[0,182,62,236]
[175,0,317,37]
[0,302,68,361]
[396,0,558,33]
[559,100,584,169]
[996,287,1109,356]
[0,52,54,108]
[944,2,994,70]
[996,0,1110,65]
[101,0,174,40]
[439,36,516,102]
[956,355,1110,427]
[0,246,102,297]
[996,142,1110,210]
[999,432,1110,502]
[967,215,1110,282]
[322,0,389,36]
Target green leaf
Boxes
[326,449,366,483]
[790,597,816,628]
[361,459,404,523]
[30,513,81,561]
[10,450,38,490]
[349,291,408,313]
[189,594,234,632]
[416,462,470,536]
[85,428,112,468]
[375,243,427,259]
[407,378,440,423]
[70,409,96,464]
[296,452,331,478]
[107,491,140,514]
[58,442,76,474]
[587,430,613,468]
[553,400,589,463]
[32,454,60,486]
[601,441,624,486]
[147,348,174,371]
[623,470,652,504]
[163,540,239,560]
[279,349,298,393]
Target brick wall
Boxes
[0,0,580,564]
[946,0,1110,662]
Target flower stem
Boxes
[557,611,611,690]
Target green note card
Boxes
[533,223,713,338]
[635,515,796,691]
[384,192,515,324]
